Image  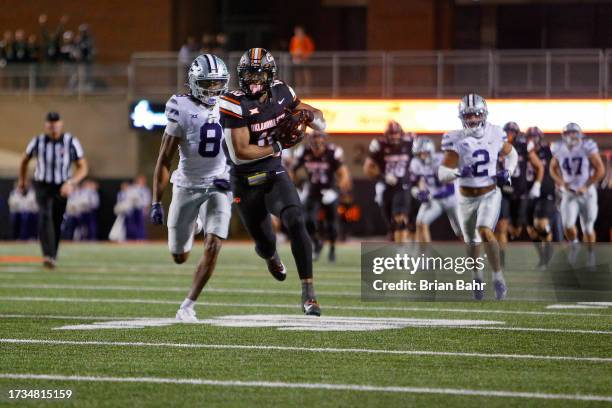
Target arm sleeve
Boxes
[220,94,247,129]
[25,136,38,157]
[164,96,184,137]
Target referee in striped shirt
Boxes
[18,112,88,268]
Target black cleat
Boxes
[266,252,287,281]
[302,299,321,316]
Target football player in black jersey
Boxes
[292,131,351,262]
[496,122,544,266]
[219,48,326,316]
[525,127,556,268]
[363,121,415,242]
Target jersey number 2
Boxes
[472,149,490,177]
[198,123,222,157]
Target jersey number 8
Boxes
[198,123,222,158]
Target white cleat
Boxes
[176,307,198,323]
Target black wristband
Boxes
[272,141,282,153]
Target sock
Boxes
[180,298,195,309]
[492,270,505,283]
[472,269,484,281]
[301,281,316,302]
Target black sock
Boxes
[301,281,316,301]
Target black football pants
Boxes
[33,182,67,259]
[231,171,313,280]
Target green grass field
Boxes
[0,242,611,407]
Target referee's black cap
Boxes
[45,111,61,122]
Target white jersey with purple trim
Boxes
[409,152,449,196]
[164,94,229,189]
[551,138,598,191]
[441,122,506,188]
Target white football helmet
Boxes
[412,137,435,164]
[458,93,488,138]
[187,54,229,106]
[562,122,583,148]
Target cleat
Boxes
[42,257,56,269]
[266,252,287,281]
[302,299,321,316]
[473,278,484,300]
[328,246,336,263]
[176,307,198,323]
[493,280,508,300]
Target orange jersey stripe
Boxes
[220,95,241,105]
[220,108,242,119]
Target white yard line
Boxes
[0,283,357,297]
[1,338,610,363]
[1,312,611,336]
[1,295,610,318]
[0,373,610,402]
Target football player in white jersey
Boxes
[151,54,232,322]
[437,94,518,300]
[549,123,604,247]
[410,137,461,242]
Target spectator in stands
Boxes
[76,24,94,63]
[59,31,77,62]
[200,33,214,54]
[125,175,150,240]
[179,36,199,65]
[289,25,315,91]
[12,29,29,88]
[1,30,14,64]
[9,181,38,240]
[212,33,228,58]
[81,179,100,240]
[27,34,40,63]
[39,14,68,62]
[109,182,131,242]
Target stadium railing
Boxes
[0,49,610,100]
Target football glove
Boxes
[270,109,311,151]
[459,165,473,178]
[496,169,511,187]
[416,190,430,203]
[150,202,164,225]
[528,181,541,198]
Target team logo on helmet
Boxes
[238,48,277,97]
[187,54,229,106]
[458,93,487,138]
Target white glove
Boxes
[528,181,541,199]
[410,186,420,199]
[384,173,398,186]
[321,189,339,205]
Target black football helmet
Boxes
[526,126,543,146]
[238,48,277,97]
[384,120,403,144]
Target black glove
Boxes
[270,109,311,151]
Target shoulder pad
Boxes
[583,138,598,154]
